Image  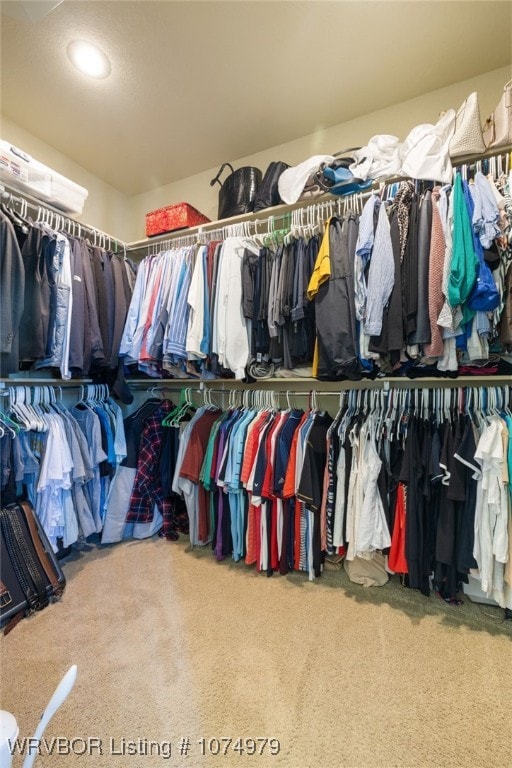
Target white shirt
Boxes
[120,258,149,358]
[364,203,395,337]
[214,237,255,379]
[473,416,509,596]
[186,246,207,359]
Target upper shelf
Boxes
[127,144,512,254]
[3,145,511,255]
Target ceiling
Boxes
[1,0,511,197]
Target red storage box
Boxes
[145,203,210,237]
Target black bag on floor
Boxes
[0,501,65,634]
[253,161,289,211]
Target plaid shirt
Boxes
[127,401,178,539]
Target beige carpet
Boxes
[1,536,511,768]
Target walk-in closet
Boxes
[1,3,511,768]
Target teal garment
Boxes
[199,411,228,490]
[226,409,257,491]
[447,173,479,310]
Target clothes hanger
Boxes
[29,386,48,430]
[1,197,29,233]
[328,390,346,436]
[9,388,33,431]
[501,386,511,417]
[169,387,196,426]
[0,392,20,437]
[21,387,43,431]
[76,385,95,412]
[471,387,481,429]
[394,389,406,441]
[0,410,18,438]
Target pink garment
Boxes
[424,189,446,357]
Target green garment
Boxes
[447,173,479,310]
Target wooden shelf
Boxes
[126,143,512,254]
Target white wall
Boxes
[128,66,511,240]
[1,115,134,240]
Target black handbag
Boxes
[210,163,262,220]
[0,500,66,634]
[253,161,289,212]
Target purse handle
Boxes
[210,162,235,187]
[333,147,361,158]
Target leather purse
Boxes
[483,80,512,149]
[253,161,289,212]
[449,91,486,158]
[210,162,262,220]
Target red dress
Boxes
[388,482,408,573]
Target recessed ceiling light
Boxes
[67,40,111,79]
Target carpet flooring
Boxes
[1,536,511,768]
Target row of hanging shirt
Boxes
[0,201,137,379]
[104,383,511,609]
[0,385,127,551]
[119,236,270,381]
[1,380,510,609]
[118,163,512,383]
[309,168,512,380]
[326,386,512,608]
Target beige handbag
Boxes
[483,80,512,149]
[449,91,486,158]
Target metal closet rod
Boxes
[2,374,510,390]
[158,388,350,397]
[0,182,129,252]
[141,384,512,413]
[0,378,94,389]
[131,377,512,394]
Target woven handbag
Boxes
[449,91,486,158]
[483,80,512,149]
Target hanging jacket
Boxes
[0,211,25,375]
[308,216,362,381]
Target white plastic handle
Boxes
[22,666,77,768]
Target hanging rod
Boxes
[0,378,93,389]
[0,181,129,252]
[125,375,512,392]
[199,375,512,389]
